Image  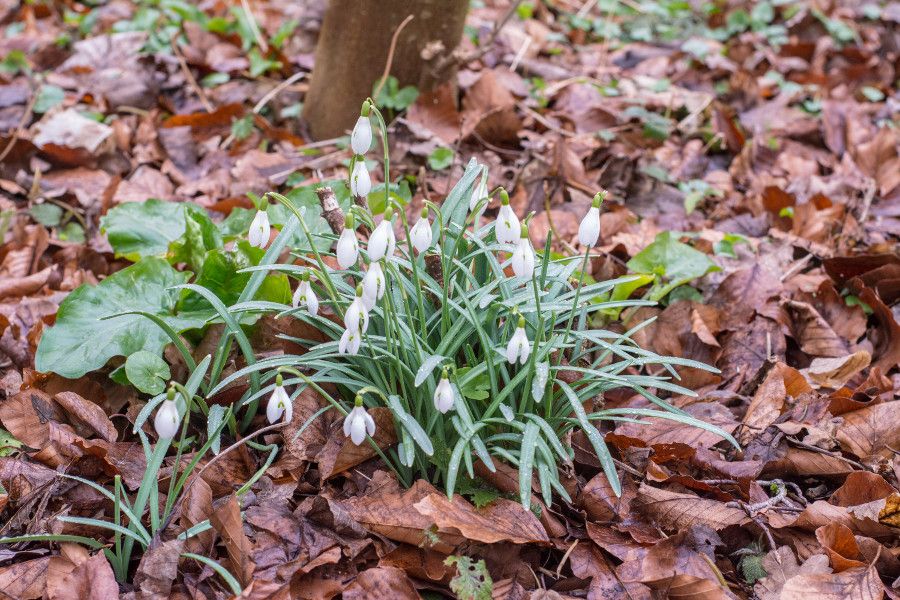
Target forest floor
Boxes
[1,0,899,598]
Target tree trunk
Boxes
[302,0,468,140]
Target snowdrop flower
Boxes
[338,327,362,355]
[368,208,396,262]
[344,284,369,334]
[154,389,181,439]
[511,224,535,281]
[578,191,605,248]
[506,316,531,365]
[266,373,292,424]
[495,189,520,245]
[361,261,385,310]
[292,272,318,317]
[409,208,433,254]
[343,395,375,445]
[350,159,371,198]
[433,367,454,414]
[351,103,373,155]
[469,167,489,214]
[336,213,359,269]
[248,202,271,249]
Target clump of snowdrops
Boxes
[199,99,737,506]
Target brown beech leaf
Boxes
[762,447,854,479]
[804,351,872,389]
[0,557,49,600]
[636,483,747,531]
[46,551,119,600]
[754,547,831,600]
[741,362,809,444]
[413,492,549,546]
[317,407,397,481]
[615,402,737,449]
[211,494,255,587]
[768,500,896,541]
[53,391,116,442]
[343,566,419,600]
[781,563,883,600]
[785,300,849,357]
[133,538,185,599]
[830,472,898,507]
[568,542,639,599]
[178,476,214,555]
[709,265,782,331]
[815,523,867,572]
[857,287,900,373]
[834,402,900,459]
[460,69,522,146]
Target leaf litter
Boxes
[1,0,899,598]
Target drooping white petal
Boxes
[336,228,359,269]
[385,226,396,260]
[248,210,271,249]
[495,205,520,245]
[506,326,530,365]
[433,378,454,413]
[339,328,351,354]
[343,297,369,333]
[409,217,433,253]
[350,116,373,155]
[306,286,319,317]
[578,206,600,247]
[511,237,535,280]
[469,170,489,213]
[350,161,371,197]
[362,262,385,310]
[342,407,354,436]
[362,410,376,436]
[368,220,390,262]
[266,385,291,424]
[154,400,180,439]
[506,335,519,364]
[292,281,317,316]
[349,410,367,445]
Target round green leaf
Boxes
[124,350,171,395]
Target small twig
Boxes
[436,0,525,73]
[171,33,213,113]
[252,71,306,113]
[509,35,532,72]
[316,186,344,235]
[556,539,578,578]
[372,14,415,101]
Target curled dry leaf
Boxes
[133,538,185,599]
[784,300,849,358]
[45,551,119,600]
[53,391,116,443]
[834,402,900,459]
[636,483,748,532]
[815,523,867,572]
[413,492,549,546]
[211,494,256,587]
[803,351,872,390]
[343,566,420,600]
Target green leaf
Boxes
[100,200,192,261]
[168,205,223,271]
[428,147,454,171]
[627,231,719,285]
[59,222,85,243]
[445,555,493,600]
[30,203,63,227]
[124,350,171,395]
[33,84,65,114]
[231,114,254,140]
[248,48,281,77]
[35,257,208,379]
[0,427,22,457]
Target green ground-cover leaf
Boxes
[627,231,720,287]
[124,350,171,395]
[35,257,209,379]
[100,199,193,261]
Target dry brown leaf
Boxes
[804,351,872,389]
[53,391,116,442]
[460,69,522,146]
[616,402,737,449]
[834,402,900,459]
[211,494,255,587]
[636,483,748,531]
[0,557,49,600]
[781,563,883,600]
[133,538,185,599]
[343,566,420,600]
[413,492,549,546]
[46,551,119,600]
[754,547,831,600]
[830,472,898,507]
[317,406,397,481]
[816,523,867,572]
[785,300,849,357]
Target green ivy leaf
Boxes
[445,555,493,600]
[168,206,223,271]
[428,147,454,171]
[124,350,171,395]
[30,203,63,227]
[35,257,209,379]
[33,84,65,114]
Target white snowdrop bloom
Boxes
[469,167,489,213]
[409,209,433,254]
[511,226,535,281]
[343,399,375,445]
[350,115,373,155]
[248,209,271,249]
[292,273,318,317]
[433,369,454,414]
[344,286,369,333]
[336,214,359,269]
[495,189,520,245]
[368,210,396,261]
[338,327,362,355]
[506,317,531,365]
[578,191,605,247]
[350,159,371,198]
[153,398,180,440]
[361,261,385,310]
[266,374,292,424]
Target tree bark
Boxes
[302,0,468,140]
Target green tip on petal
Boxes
[354,394,364,407]
[517,315,526,328]
[499,188,509,205]
[275,373,283,386]
[592,190,606,208]
[361,100,371,117]
[344,212,355,229]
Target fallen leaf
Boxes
[46,551,119,600]
[636,483,747,531]
[317,407,397,481]
[815,523,867,572]
[211,494,255,587]
[803,351,872,389]
[343,566,419,600]
[834,402,900,459]
[133,538,185,599]
[0,557,49,600]
[413,492,549,546]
